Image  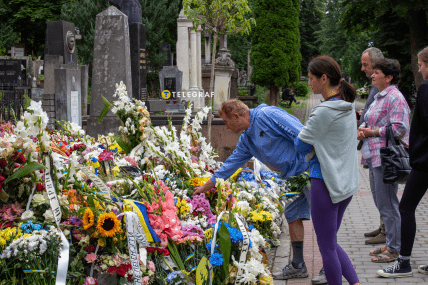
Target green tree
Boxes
[341,0,428,90]
[299,0,324,73]
[251,0,301,106]
[228,33,251,72]
[183,0,255,143]
[140,0,181,71]
[315,0,374,86]
[0,0,68,57]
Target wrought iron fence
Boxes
[0,83,31,122]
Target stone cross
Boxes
[204,29,211,64]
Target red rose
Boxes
[0,159,7,168]
[12,152,25,164]
[0,175,5,191]
[146,247,156,253]
[107,267,117,274]
[192,211,198,217]
[36,183,45,191]
[116,264,130,276]
[162,249,170,256]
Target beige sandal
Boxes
[371,250,398,263]
[369,245,387,256]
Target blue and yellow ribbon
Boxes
[122,199,161,243]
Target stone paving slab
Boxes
[272,93,428,284]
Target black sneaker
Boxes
[418,264,428,275]
[273,262,309,280]
[312,267,328,284]
[376,258,412,278]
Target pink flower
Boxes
[83,277,97,285]
[147,261,155,272]
[142,276,149,285]
[113,253,122,265]
[124,157,138,167]
[85,253,97,263]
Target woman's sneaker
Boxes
[376,258,412,278]
[418,265,428,275]
[273,262,309,280]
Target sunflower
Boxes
[82,208,95,230]
[96,212,121,237]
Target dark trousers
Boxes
[399,168,428,256]
[287,96,297,106]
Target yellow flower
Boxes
[189,177,210,187]
[96,212,121,237]
[82,208,95,230]
[204,228,213,242]
[230,168,242,180]
[259,274,274,285]
[98,238,105,247]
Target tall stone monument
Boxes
[87,6,133,137]
[176,9,204,110]
[109,0,147,101]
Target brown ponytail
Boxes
[308,55,356,103]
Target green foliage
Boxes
[299,0,324,73]
[98,94,114,123]
[250,0,301,89]
[218,223,231,281]
[292,82,309,97]
[340,0,428,100]
[147,72,161,98]
[228,33,251,72]
[140,0,181,72]
[0,0,67,57]
[315,0,374,86]
[286,172,311,193]
[253,85,269,104]
[4,161,47,184]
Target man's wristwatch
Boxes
[372,129,376,137]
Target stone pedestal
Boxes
[213,67,234,111]
[87,6,133,137]
[54,65,82,126]
[43,55,63,95]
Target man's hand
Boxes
[193,180,215,196]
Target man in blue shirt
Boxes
[194,99,325,282]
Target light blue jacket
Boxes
[298,100,359,203]
[210,104,309,184]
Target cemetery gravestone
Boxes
[159,66,184,113]
[45,20,77,65]
[0,59,26,84]
[54,66,82,126]
[87,6,133,137]
[129,23,147,101]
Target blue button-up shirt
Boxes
[210,104,309,184]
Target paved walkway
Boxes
[273,93,428,284]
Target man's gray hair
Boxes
[362,47,384,63]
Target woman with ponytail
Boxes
[294,55,360,284]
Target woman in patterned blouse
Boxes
[357,58,410,263]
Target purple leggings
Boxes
[311,178,359,285]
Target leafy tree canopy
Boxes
[0,0,68,57]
